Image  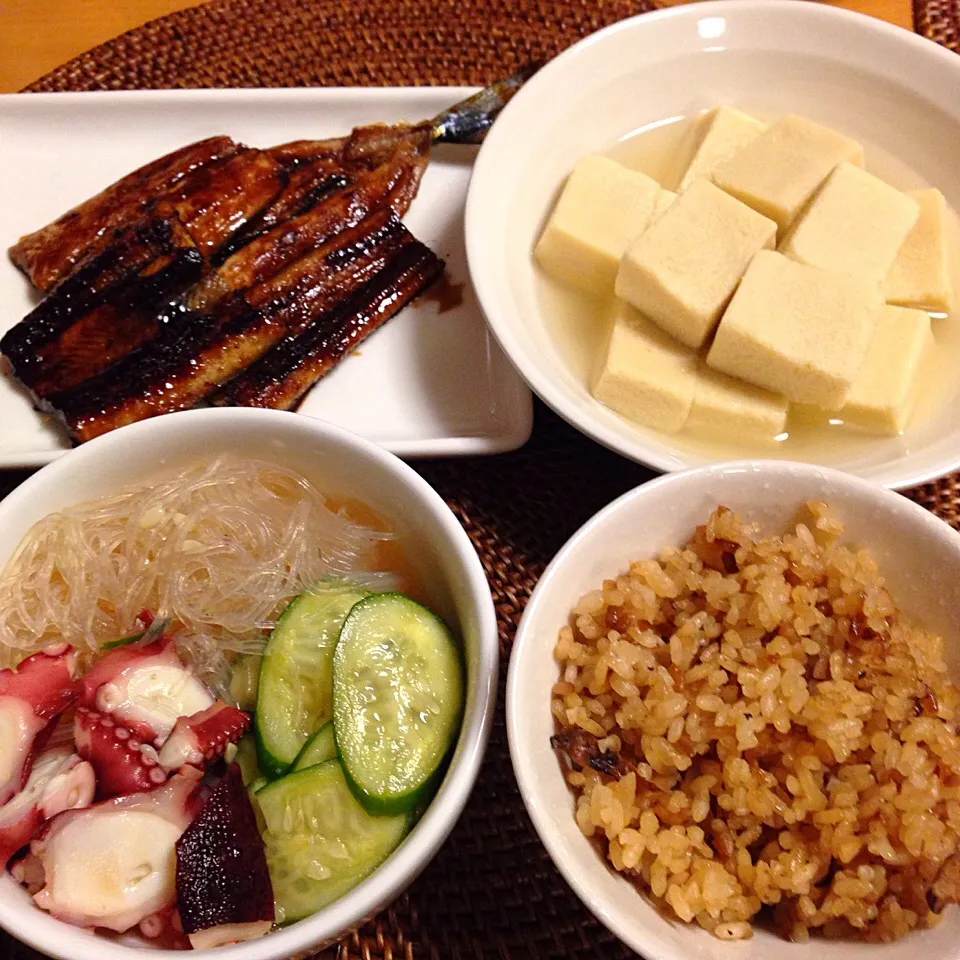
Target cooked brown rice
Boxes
[550,502,960,942]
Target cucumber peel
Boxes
[256,760,409,924]
[255,581,369,779]
[292,721,337,771]
[332,593,464,814]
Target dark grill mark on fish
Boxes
[185,140,427,315]
[10,136,239,292]
[213,236,443,410]
[46,210,411,442]
[216,166,352,261]
[159,149,288,258]
[2,217,203,394]
[3,75,541,443]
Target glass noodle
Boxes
[0,457,397,682]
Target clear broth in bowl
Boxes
[535,111,960,464]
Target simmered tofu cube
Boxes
[592,299,698,432]
[779,163,919,285]
[711,115,864,232]
[653,189,677,222]
[706,251,882,409]
[885,188,955,314]
[842,305,933,434]
[615,179,776,349]
[678,107,766,190]
[687,363,788,438]
[535,156,662,295]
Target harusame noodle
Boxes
[0,457,395,684]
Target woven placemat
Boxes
[4,0,960,957]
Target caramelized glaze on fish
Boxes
[10,136,239,292]
[2,68,538,444]
[3,217,203,395]
[47,211,437,442]
[214,236,443,410]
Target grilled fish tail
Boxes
[429,63,541,144]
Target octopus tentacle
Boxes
[0,749,94,865]
[158,702,250,774]
[74,707,168,799]
[79,638,214,744]
[0,647,79,806]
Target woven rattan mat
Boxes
[4,0,960,957]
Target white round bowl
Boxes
[0,408,498,960]
[466,1,960,490]
[507,459,960,960]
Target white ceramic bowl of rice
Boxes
[507,459,960,959]
[0,407,498,960]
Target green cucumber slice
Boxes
[233,734,262,786]
[229,655,261,712]
[333,593,464,814]
[292,721,337,771]
[257,760,409,923]
[255,582,369,779]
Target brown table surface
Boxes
[0,0,913,93]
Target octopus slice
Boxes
[28,771,203,933]
[0,646,79,806]
[79,638,214,745]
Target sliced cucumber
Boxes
[255,582,369,779]
[333,593,463,814]
[249,776,269,794]
[233,734,262,786]
[293,721,337,771]
[256,760,409,924]
[229,655,261,712]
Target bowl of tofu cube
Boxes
[465,0,960,489]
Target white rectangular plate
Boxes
[0,87,532,466]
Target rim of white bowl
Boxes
[505,457,960,960]
[0,408,499,960]
[465,0,960,492]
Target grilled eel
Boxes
[2,217,203,396]
[213,233,443,410]
[47,209,441,443]
[10,136,240,293]
[3,67,537,442]
[4,131,428,398]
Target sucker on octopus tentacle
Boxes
[0,748,95,866]
[73,706,168,799]
[158,702,250,774]
[79,636,216,745]
[0,645,80,807]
